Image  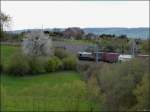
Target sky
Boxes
[1,1,149,31]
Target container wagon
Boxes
[103,52,119,63]
[92,52,105,61]
[118,54,133,62]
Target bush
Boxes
[54,48,69,59]
[76,62,96,80]
[83,58,149,111]
[98,61,145,110]
[86,74,106,111]
[27,56,47,74]
[6,52,49,75]
[76,62,91,73]
[0,63,3,73]
[62,56,77,70]
[133,73,150,110]
[6,52,30,76]
[5,50,78,75]
[45,56,62,72]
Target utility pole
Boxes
[41,25,44,33]
[95,40,99,64]
[131,39,136,57]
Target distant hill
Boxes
[8,27,149,39]
[83,28,149,39]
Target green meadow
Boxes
[0,45,98,111]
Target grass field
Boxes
[0,45,98,111]
[1,45,19,66]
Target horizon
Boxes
[7,27,150,32]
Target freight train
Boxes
[78,51,150,63]
[78,51,119,63]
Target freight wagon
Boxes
[78,52,93,60]
[118,55,133,62]
[103,52,119,63]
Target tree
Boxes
[140,40,149,54]
[93,59,148,110]
[0,12,11,40]
[0,12,11,31]
[118,35,127,39]
[22,31,53,56]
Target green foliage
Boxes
[140,40,149,54]
[62,56,77,70]
[1,45,78,75]
[1,71,97,111]
[133,73,150,110]
[0,63,3,73]
[54,48,69,59]
[1,43,149,111]
[0,45,18,66]
[76,62,91,73]
[6,52,30,76]
[45,56,62,72]
[104,44,116,52]
[0,31,25,42]
[98,38,130,53]
[81,58,149,111]
[5,51,49,75]
[58,80,88,111]
[0,31,5,40]
[85,45,96,52]
[27,56,47,74]
[97,59,149,110]
[86,75,106,111]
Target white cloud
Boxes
[1,1,149,30]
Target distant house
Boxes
[62,27,84,39]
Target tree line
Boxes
[0,12,149,54]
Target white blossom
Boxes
[22,30,53,56]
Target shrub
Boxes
[76,62,91,73]
[83,58,149,111]
[0,63,3,73]
[6,52,30,76]
[27,56,47,74]
[76,62,97,80]
[133,73,150,110]
[45,56,62,72]
[86,75,106,111]
[6,52,49,75]
[54,48,69,59]
[62,56,77,70]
